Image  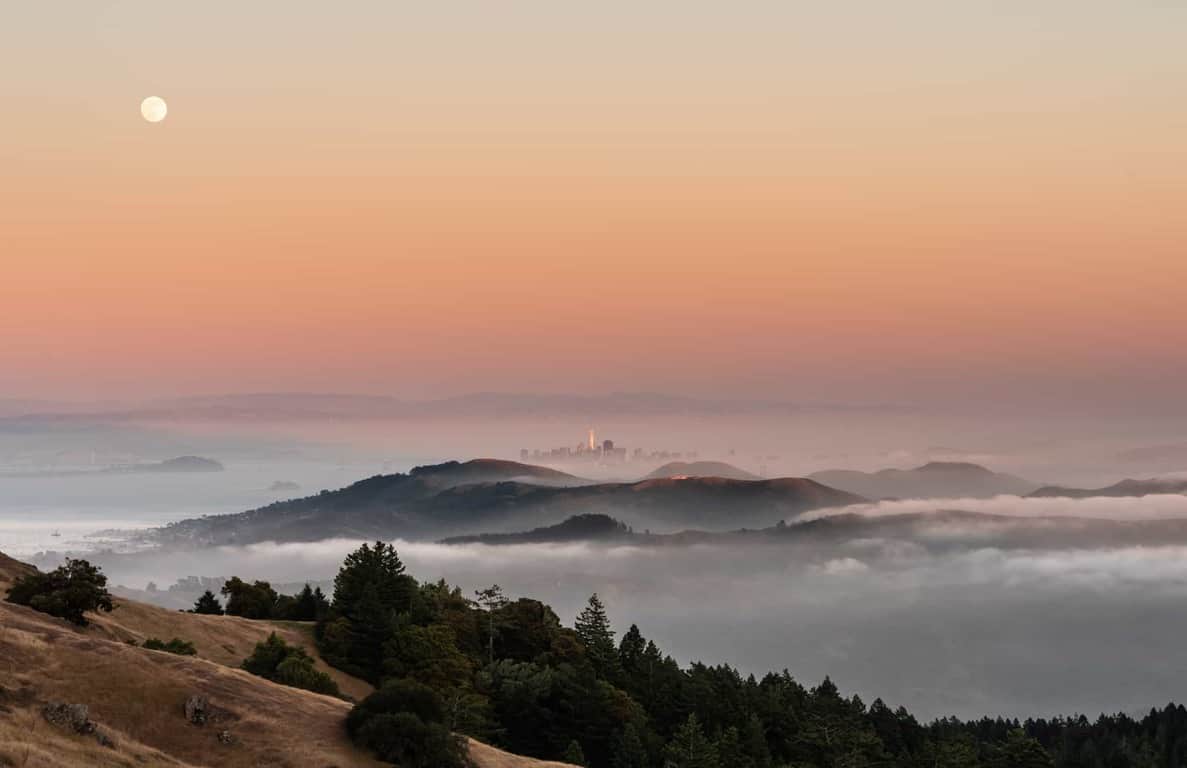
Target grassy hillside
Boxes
[0,553,572,768]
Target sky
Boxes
[3,1,1185,408]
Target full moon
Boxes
[140,96,168,123]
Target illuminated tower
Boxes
[588,428,596,451]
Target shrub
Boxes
[143,637,197,655]
[347,679,467,768]
[242,632,339,696]
[5,559,114,626]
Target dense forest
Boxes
[206,542,1187,768]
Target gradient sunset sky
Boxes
[3,1,1185,409]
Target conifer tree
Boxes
[740,713,772,768]
[618,623,646,673]
[562,739,587,766]
[987,730,1054,768]
[574,593,619,678]
[191,589,224,615]
[474,584,508,666]
[610,723,649,768]
[664,713,719,768]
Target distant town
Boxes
[520,429,698,465]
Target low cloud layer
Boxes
[803,491,1187,522]
[77,490,1187,722]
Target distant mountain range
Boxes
[808,461,1038,500]
[105,455,224,473]
[644,460,762,481]
[1028,477,1187,499]
[150,459,865,547]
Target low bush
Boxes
[143,637,197,655]
[347,679,467,768]
[242,633,339,696]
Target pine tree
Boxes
[574,593,619,679]
[191,589,224,615]
[562,739,587,766]
[610,723,649,768]
[717,726,747,768]
[740,713,772,768]
[290,583,324,620]
[618,623,646,673]
[474,584,508,666]
[987,729,1054,768]
[333,541,416,620]
[665,713,719,768]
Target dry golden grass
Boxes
[0,552,574,768]
[0,706,197,768]
[466,739,579,768]
[0,551,36,590]
[85,598,374,702]
[0,598,386,768]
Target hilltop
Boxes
[643,460,761,481]
[151,460,865,546]
[0,553,572,768]
[809,461,1037,500]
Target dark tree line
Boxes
[187,579,330,621]
[315,542,1187,768]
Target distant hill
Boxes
[151,459,864,547]
[442,514,634,545]
[809,461,1037,500]
[1028,477,1187,499]
[106,455,225,474]
[0,552,574,768]
[645,461,761,481]
[408,458,584,489]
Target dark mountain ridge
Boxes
[150,459,865,547]
[441,513,633,545]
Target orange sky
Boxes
[2,2,1185,406]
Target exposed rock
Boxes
[42,702,94,734]
[217,729,235,745]
[41,702,114,748]
[184,694,209,725]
